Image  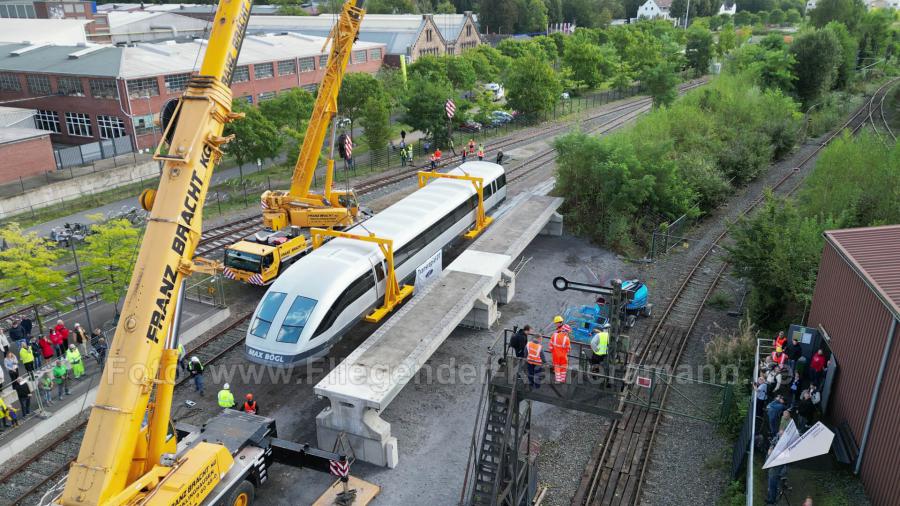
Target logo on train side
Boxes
[246,347,286,363]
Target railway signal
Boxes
[445,98,456,119]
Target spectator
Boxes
[797,390,815,431]
[4,351,19,382]
[13,376,31,417]
[0,325,9,356]
[29,337,42,370]
[39,372,54,406]
[767,395,786,437]
[49,329,65,358]
[8,320,24,346]
[808,383,821,407]
[787,335,802,371]
[789,372,802,406]
[94,338,108,369]
[90,328,104,350]
[779,409,792,435]
[188,356,204,396]
[810,349,827,386]
[52,359,70,399]
[54,320,70,356]
[19,342,35,381]
[20,318,32,340]
[495,150,504,165]
[508,325,531,359]
[73,323,89,356]
[38,334,54,363]
[755,376,769,417]
[66,344,85,379]
[0,397,17,428]
[0,360,4,386]
[803,496,813,506]
[794,355,808,380]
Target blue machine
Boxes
[561,279,652,345]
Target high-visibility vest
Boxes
[19,346,34,364]
[66,348,82,365]
[526,341,542,365]
[592,331,609,356]
[549,332,570,354]
[477,149,484,157]
[178,344,185,357]
[243,400,257,414]
[218,389,235,408]
[771,351,786,365]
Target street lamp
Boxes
[69,240,94,336]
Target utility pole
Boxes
[69,241,94,334]
[684,0,691,28]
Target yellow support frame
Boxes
[417,171,494,239]
[311,228,414,323]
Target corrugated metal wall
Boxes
[808,242,897,505]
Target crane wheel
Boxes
[226,480,255,506]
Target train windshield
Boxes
[276,296,318,343]
[225,249,263,273]
[250,291,286,338]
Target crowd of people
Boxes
[0,317,109,430]
[756,331,831,505]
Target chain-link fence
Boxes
[54,135,134,170]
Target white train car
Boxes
[244,162,507,366]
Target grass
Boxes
[707,291,733,311]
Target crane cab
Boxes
[223,228,310,285]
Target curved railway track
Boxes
[868,78,897,142]
[574,77,899,506]
[0,313,252,506]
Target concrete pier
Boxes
[314,195,563,467]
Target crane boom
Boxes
[60,0,252,503]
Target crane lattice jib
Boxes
[60,0,252,503]
[288,0,365,196]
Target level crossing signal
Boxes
[445,98,456,119]
[329,458,350,478]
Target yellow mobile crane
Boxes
[222,0,367,285]
[55,0,347,504]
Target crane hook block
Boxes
[140,188,156,212]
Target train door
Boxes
[369,255,386,301]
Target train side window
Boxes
[374,262,385,281]
[311,272,375,338]
[497,174,506,189]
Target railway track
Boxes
[0,313,252,506]
[573,77,898,506]
[867,78,897,142]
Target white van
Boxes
[484,83,505,101]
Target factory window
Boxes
[126,77,159,98]
[65,112,92,138]
[35,110,60,133]
[242,95,253,104]
[94,16,106,25]
[352,50,366,64]
[164,73,191,93]
[369,48,382,60]
[64,3,74,12]
[276,296,318,343]
[27,75,51,95]
[426,29,433,42]
[319,54,328,68]
[74,3,84,12]
[254,62,274,79]
[259,91,276,101]
[301,83,317,94]
[0,73,20,91]
[89,79,118,99]
[251,291,287,338]
[97,115,126,139]
[133,113,157,135]
[57,77,84,96]
[233,65,250,82]
[299,57,315,72]
[278,59,296,75]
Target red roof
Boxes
[825,225,900,319]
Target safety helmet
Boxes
[600,322,611,330]
[223,383,230,390]
[553,315,564,324]
[246,393,253,400]
[191,356,199,363]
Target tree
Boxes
[857,10,894,63]
[729,43,797,92]
[809,0,865,32]
[734,10,753,25]
[717,23,737,57]
[462,45,509,81]
[80,218,141,316]
[436,0,456,12]
[562,40,616,89]
[0,224,69,325]
[366,0,418,13]
[504,55,562,118]
[756,10,769,25]
[643,62,679,108]
[271,0,311,15]
[258,88,315,131]
[224,102,283,169]
[785,8,801,24]
[790,29,843,104]
[402,75,455,146]
[545,0,563,22]
[361,97,391,152]
[685,26,714,76]
[769,7,786,25]
[377,67,406,111]
[823,21,858,89]
[518,0,550,32]
[338,72,382,129]
[445,56,477,91]
[479,0,518,33]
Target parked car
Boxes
[459,120,483,133]
[489,111,514,127]
[484,83,505,101]
[560,92,571,100]
[336,117,351,129]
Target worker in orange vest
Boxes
[771,347,787,368]
[477,143,485,161]
[525,333,545,390]
[240,393,259,415]
[468,139,476,154]
[547,316,571,383]
[773,331,787,350]
[429,148,442,170]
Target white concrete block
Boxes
[540,211,564,236]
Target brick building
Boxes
[0,33,386,151]
[248,12,483,64]
[0,0,107,37]
[0,127,56,183]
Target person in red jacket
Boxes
[810,349,828,386]
[38,334,55,361]
[49,329,65,358]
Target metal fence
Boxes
[54,135,134,170]
[648,211,697,260]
